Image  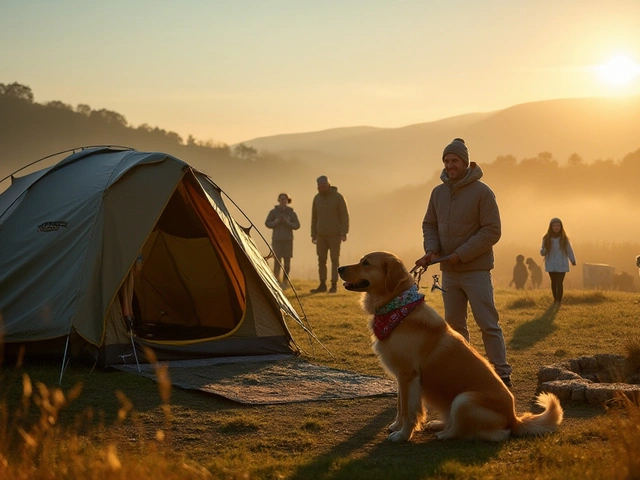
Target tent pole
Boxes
[59,334,70,386]
[130,332,141,372]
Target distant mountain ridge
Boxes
[243,96,640,171]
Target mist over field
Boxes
[2,85,639,290]
[222,162,640,290]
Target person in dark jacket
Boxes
[414,138,513,387]
[265,193,300,288]
[310,175,350,293]
[509,254,528,290]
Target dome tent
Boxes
[0,147,304,369]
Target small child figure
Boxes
[509,254,528,290]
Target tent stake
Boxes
[59,334,70,386]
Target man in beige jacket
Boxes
[415,138,513,387]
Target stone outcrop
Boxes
[538,354,640,406]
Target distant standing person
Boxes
[540,217,576,306]
[311,175,350,293]
[509,254,528,290]
[265,193,300,288]
[414,138,512,387]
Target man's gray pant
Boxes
[441,269,512,378]
[316,235,342,284]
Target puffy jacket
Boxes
[265,205,300,241]
[540,237,575,272]
[311,186,349,238]
[422,163,501,271]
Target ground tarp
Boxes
[113,354,396,404]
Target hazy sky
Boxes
[2,0,639,144]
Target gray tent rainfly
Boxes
[0,146,314,375]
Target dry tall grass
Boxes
[0,348,212,479]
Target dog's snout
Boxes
[338,266,346,274]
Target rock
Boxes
[584,382,640,406]
[538,355,640,406]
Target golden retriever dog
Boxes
[337,251,563,442]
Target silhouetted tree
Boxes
[136,123,153,132]
[165,131,183,144]
[0,82,34,102]
[90,108,128,126]
[45,101,73,111]
[619,148,640,170]
[233,143,258,161]
[198,139,228,150]
[567,153,584,167]
[535,151,556,165]
[76,104,91,116]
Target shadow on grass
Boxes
[508,303,559,351]
[289,406,502,480]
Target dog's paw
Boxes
[387,430,412,442]
[388,420,402,432]
[425,420,445,431]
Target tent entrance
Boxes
[128,178,246,342]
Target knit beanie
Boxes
[317,175,330,184]
[442,138,469,166]
[549,217,562,226]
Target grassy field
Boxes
[2,283,640,479]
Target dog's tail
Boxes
[511,392,563,436]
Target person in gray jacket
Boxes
[540,217,576,306]
[265,193,300,288]
[414,138,513,387]
[311,175,350,293]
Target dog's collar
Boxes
[375,284,423,315]
[373,297,424,340]
[373,285,424,340]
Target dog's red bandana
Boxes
[372,297,424,340]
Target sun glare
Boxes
[596,54,640,87]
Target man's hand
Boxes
[447,252,460,264]
[415,251,436,268]
[341,234,347,242]
[312,237,317,245]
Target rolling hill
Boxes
[243,95,640,186]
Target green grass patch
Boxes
[2,285,640,479]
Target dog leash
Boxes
[409,255,451,291]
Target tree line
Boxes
[0,82,276,180]
[2,81,639,201]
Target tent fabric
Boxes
[0,147,301,364]
[182,179,247,311]
[195,173,300,323]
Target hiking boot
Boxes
[500,376,513,388]
[328,284,337,293]
[310,283,327,294]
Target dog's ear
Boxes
[384,257,410,293]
